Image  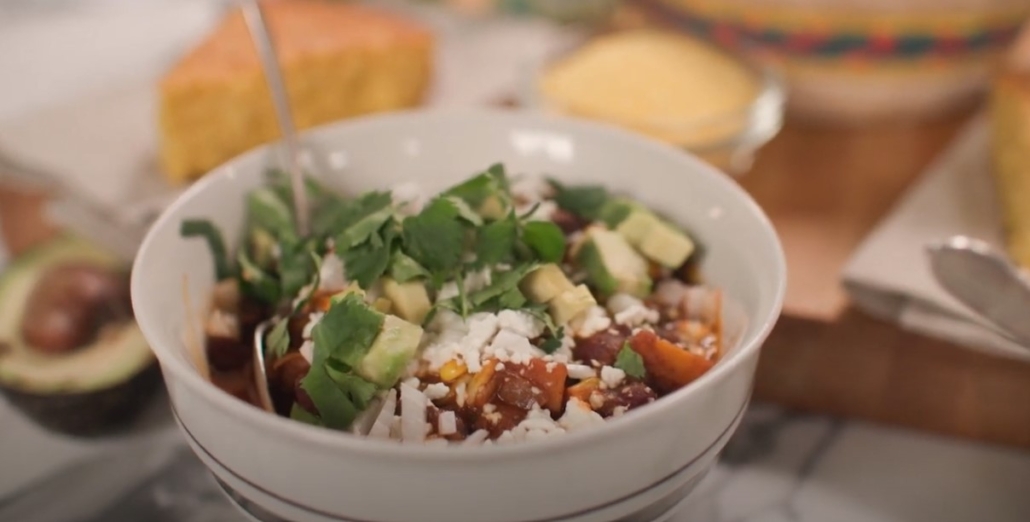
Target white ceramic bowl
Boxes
[131,109,786,522]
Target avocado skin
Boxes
[0,362,162,438]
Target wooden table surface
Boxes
[3,106,1030,448]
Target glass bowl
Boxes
[520,30,786,176]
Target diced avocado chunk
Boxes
[477,195,508,220]
[598,197,641,229]
[614,210,663,248]
[577,227,651,297]
[520,264,574,303]
[372,297,393,314]
[549,284,597,324]
[355,315,423,388]
[639,221,695,268]
[381,277,431,324]
[613,207,696,269]
[330,282,365,303]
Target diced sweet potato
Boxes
[593,382,657,417]
[510,359,567,414]
[470,402,527,438]
[572,326,631,367]
[629,330,714,394]
[567,377,601,404]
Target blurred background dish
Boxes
[527,28,785,175]
[630,0,1030,123]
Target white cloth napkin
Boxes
[842,114,1030,362]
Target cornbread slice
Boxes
[990,23,1030,268]
[159,0,433,184]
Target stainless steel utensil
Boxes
[926,235,1030,349]
[251,319,278,413]
[239,0,310,236]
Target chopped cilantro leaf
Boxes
[291,251,323,314]
[265,316,291,359]
[247,187,296,241]
[550,179,609,221]
[401,198,466,276]
[325,362,379,410]
[312,292,384,368]
[539,327,565,354]
[615,343,647,379]
[444,163,509,208]
[278,238,319,299]
[467,264,538,308]
[495,286,526,310]
[521,221,566,263]
[332,192,395,251]
[300,361,360,430]
[180,219,233,280]
[389,252,430,283]
[341,222,398,289]
[474,217,517,267]
[289,403,323,426]
[523,305,561,336]
[444,196,483,227]
[237,251,280,304]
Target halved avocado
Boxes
[0,236,160,437]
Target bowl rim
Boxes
[131,107,786,461]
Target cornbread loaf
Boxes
[990,22,1030,268]
[538,29,759,149]
[158,0,433,184]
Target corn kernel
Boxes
[440,360,468,383]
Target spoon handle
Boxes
[926,235,1030,349]
[239,0,310,236]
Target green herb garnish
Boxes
[389,252,430,283]
[311,292,384,368]
[265,316,291,359]
[180,219,233,280]
[237,250,280,304]
[521,221,566,263]
[550,179,610,221]
[615,343,647,379]
[474,216,518,267]
[401,197,467,277]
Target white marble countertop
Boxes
[2,1,1030,521]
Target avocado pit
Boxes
[21,262,132,356]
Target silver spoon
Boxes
[240,0,312,412]
[240,0,310,236]
[926,235,1030,349]
[252,320,277,413]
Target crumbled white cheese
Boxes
[423,382,450,400]
[559,398,606,432]
[495,363,506,372]
[614,304,659,328]
[392,182,425,216]
[497,431,516,445]
[566,364,596,380]
[368,389,397,439]
[298,340,314,364]
[460,313,500,372]
[454,381,468,407]
[600,366,626,388]
[464,268,493,294]
[483,403,497,414]
[463,429,490,446]
[403,377,422,389]
[510,173,555,203]
[612,406,628,417]
[506,407,566,443]
[205,310,238,338]
[570,306,612,337]
[608,293,659,327]
[497,309,546,339]
[318,253,346,291]
[438,410,457,436]
[302,312,324,340]
[486,329,544,365]
[399,383,428,443]
[437,282,460,302]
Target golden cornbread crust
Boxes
[990,70,1030,268]
[159,0,434,184]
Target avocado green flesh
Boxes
[356,315,423,388]
[0,236,155,394]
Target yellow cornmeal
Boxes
[539,30,759,148]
